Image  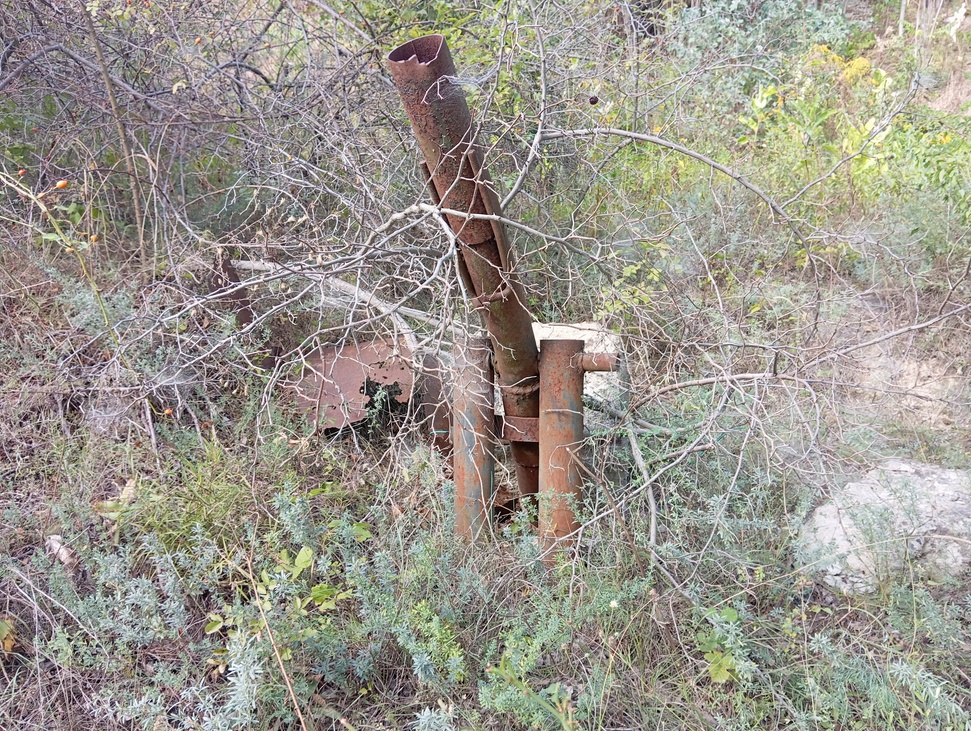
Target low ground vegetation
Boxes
[2,0,971,728]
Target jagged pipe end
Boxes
[387,34,446,66]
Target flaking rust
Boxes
[295,338,413,429]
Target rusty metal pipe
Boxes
[581,352,619,373]
[452,337,495,540]
[419,352,452,457]
[387,34,540,498]
[538,339,585,546]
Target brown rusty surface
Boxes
[538,339,586,546]
[388,34,541,498]
[387,35,494,246]
[452,337,495,541]
[496,415,540,443]
[212,254,282,370]
[581,352,619,373]
[418,352,452,456]
[213,248,254,330]
[294,338,413,429]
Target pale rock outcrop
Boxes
[799,460,971,594]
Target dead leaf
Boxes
[45,534,78,570]
[0,618,15,653]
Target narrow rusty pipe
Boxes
[538,339,586,547]
[387,34,540,499]
[419,352,453,457]
[581,352,619,372]
[452,337,495,540]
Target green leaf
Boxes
[294,546,314,570]
[204,615,224,634]
[705,650,736,683]
[719,607,739,623]
[311,584,339,608]
[351,522,373,542]
[308,481,338,497]
[695,632,720,653]
[310,583,352,610]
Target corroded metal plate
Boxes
[294,338,413,429]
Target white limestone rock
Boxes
[799,460,971,594]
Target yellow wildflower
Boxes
[842,57,871,85]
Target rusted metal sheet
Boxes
[294,338,413,429]
[387,34,541,500]
[452,337,495,541]
[538,339,586,547]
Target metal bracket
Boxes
[496,415,540,442]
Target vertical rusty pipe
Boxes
[387,34,540,500]
[452,337,495,540]
[419,352,453,457]
[538,339,585,546]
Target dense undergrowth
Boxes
[3,0,971,728]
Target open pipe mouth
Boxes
[387,34,445,65]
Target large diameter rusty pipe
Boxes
[387,35,496,247]
[387,34,540,498]
[452,337,495,540]
[538,339,586,546]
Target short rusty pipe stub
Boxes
[538,339,586,549]
[581,352,619,373]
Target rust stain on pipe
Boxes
[452,337,495,540]
[388,34,540,499]
[538,339,586,547]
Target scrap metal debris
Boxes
[293,338,414,429]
